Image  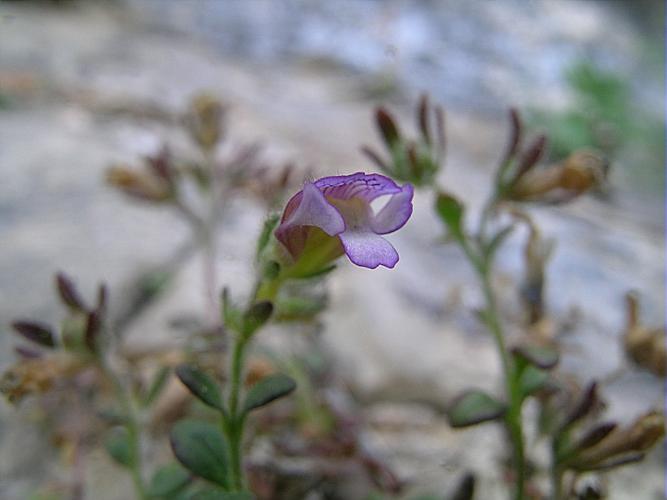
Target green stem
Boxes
[550,465,563,500]
[462,236,525,500]
[223,334,248,491]
[101,361,148,500]
[550,440,564,500]
[480,270,525,500]
[221,259,286,491]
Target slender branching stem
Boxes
[223,279,282,492]
[459,227,526,500]
[479,265,526,500]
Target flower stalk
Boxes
[461,220,526,500]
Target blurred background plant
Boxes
[0,0,664,499]
[528,60,665,194]
[366,95,664,500]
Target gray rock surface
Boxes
[0,1,663,499]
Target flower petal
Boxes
[371,184,414,234]
[315,172,402,202]
[279,182,345,236]
[339,230,399,269]
[275,182,346,257]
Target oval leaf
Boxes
[148,462,191,497]
[170,419,229,488]
[243,374,296,414]
[518,365,550,398]
[447,390,505,428]
[435,192,465,242]
[175,364,223,410]
[105,426,134,468]
[512,344,559,370]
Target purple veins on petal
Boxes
[275,172,414,270]
[339,231,399,269]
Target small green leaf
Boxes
[512,344,559,370]
[148,462,191,497]
[256,214,280,261]
[484,225,514,261]
[241,301,273,337]
[170,420,229,488]
[105,427,134,468]
[175,365,223,410]
[435,192,465,242]
[243,374,296,414]
[275,296,327,321]
[447,390,505,428]
[144,366,172,406]
[518,365,550,398]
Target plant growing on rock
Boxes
[365,96,664,500]
[2,93,414,499]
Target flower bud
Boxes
[507,149,607,204]
[107,166,173,202]
[184,93,226,152]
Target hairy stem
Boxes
[222,334,247,491]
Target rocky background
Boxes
[0,1,664,499]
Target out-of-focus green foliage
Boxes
[530,61,665,192]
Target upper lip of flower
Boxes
[276,172,414,270]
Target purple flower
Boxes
[275,172,413,271]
